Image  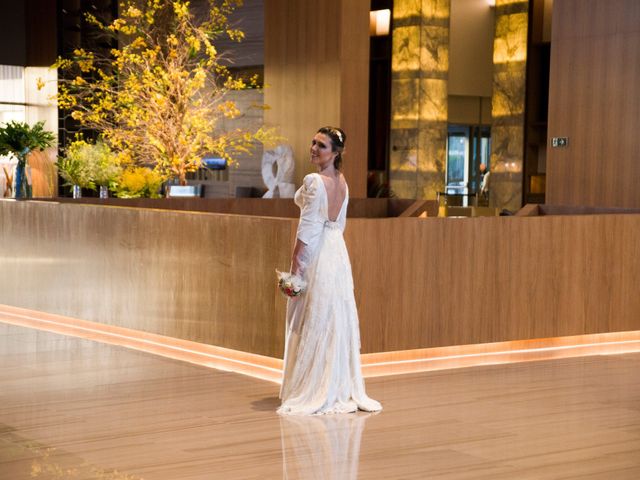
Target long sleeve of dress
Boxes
[293,174,325,276]
[296,174,324,245]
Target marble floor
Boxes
[1,322,640,479]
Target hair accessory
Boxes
[334,130,343,143]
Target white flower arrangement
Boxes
[276,270,307,297]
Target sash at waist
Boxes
[324,220,340,230]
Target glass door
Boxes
[446,124,491,206]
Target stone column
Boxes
[389,0,450,200]
[490,0,528,211]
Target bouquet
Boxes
[276,270,307,297]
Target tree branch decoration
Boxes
[52,0,277,186]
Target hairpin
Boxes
[335,130,343,143]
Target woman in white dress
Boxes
[278,127,382,416]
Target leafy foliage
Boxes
[56,139,125,191]
[88,141,122,187]
[56,141,97,189]
[53,0,278,186]
[0,121,56,164]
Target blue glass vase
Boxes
[13,158,32,199]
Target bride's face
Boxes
[310,133,337,169]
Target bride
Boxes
[278,127,382,416]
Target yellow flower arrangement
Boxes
[51,0,279,186]
[114,167,163,198]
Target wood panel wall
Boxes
[264,0,370,197]
[546,0,640,207]
[349,214,640,352]
[2,201,640,357]
[26,0,57,66]
[0,201,291,358]
[0,2,26,65]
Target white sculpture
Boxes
[262,144,296,198]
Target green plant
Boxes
[0,120,56,198]
[114,167,163,198]
[88,141,122,188]
[57,140,123,193]
[56,141,97,190]
[0,121,55,162]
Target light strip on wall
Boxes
[3,304,640,384]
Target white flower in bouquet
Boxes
[276,270,307,297]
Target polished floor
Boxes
[1,322,640,479]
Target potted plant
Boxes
[56,140,97,198]
[0,121,55,198]
[88,141,121,198]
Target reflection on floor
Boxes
[1,322,640,479]
[280,413,374,479]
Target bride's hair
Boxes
[317,126,346,170]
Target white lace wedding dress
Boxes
[278,173,382,415]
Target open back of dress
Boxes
[318,174,347,222]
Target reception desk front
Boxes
[1,199,640,361]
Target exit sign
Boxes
[552,137,569,148]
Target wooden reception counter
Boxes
[1,198,640,360]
